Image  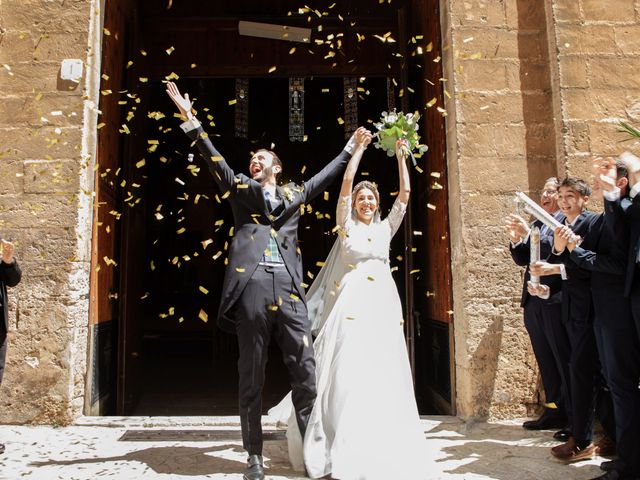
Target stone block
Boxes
[0,93,84,127]
[450,0,507,27]
[459,155,557,193]
[505,61,553,92]
[553,0,582,23]
[591,60,640,94]
[452,27,523,60]
[0,193,79,229]
[0,158,25,195]
[0,126,84,160]
[3,0,91,34]
[582,0,635,22]
[562,88,630,121]
[456,59,509,91]
[0,63,79,95]
[557,25,618,55]
[614,26,640,54]
[458,91,553,124]
[587,121,630,156]
[564,120,592,155]
[0,31,88,63]
[24,160,79,194]
[504,0,548,30]
[558,57,589,88]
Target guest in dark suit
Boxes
[0,238,22,455]
[531,177,606,463]
[585,158,640,480]
[506,178,571,437]
[166,82,371,480]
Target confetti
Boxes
[166,46,175,55]
[198,309,208,322]
[199,286,209,294]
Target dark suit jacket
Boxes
[604,195,639,297]
[548,211,603,324]
[570,209,630,328]
[510,219,563,307]
[0,259,21,332]
[186,126,351,334]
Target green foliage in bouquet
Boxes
[373,110,429,158]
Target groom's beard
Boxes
[253,165,274,183]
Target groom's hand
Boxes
[354,127,372,149]
[166,81,193,119]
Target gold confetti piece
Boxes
[268,305,279,311]
[289,47,296,54]
[345,316,355,320]
[166,46,175,55]
[323,191,329,201]
[367,276,375,281]
[432,181,443,190]
[199,286,209,294]
[198,309,208,322]
[103,28,111,36]
[176,227,186,234]
[236,267,245,273]
[290,293,300,301]
[316,261,325,267]
[190,63,197,68]
[410,269,420,275]
[302,335,309,347]
[97,122,106,129]
[126,60,133,68]
[136,159,146,168]
[337,117,344,125]
[139,77,148,83]
[228,99,237,105]
[212,251,223,260]
[268,66,277,73]
[175,177,185,185]
[431,171,441,178]
[201,238,213,249]
[427,203,436,210]
[391,266,399,272]
[154,212,163,220]
[413,231,423,236]
[447,310,454,315]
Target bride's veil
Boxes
[307,237,347,336]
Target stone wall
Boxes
[549,0,640,176]
[0,0,97,424]
[442,0,562,419]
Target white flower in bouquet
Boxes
[373,110,428,162]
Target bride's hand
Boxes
[166,81,193,118]
[354,127,372,149]
[396,139,409,160]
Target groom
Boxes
[166,82,371,480]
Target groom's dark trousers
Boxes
[184,121,352,456]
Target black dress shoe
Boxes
[522,408,567,430]
[553,429,572,441]
[600,459,623,472]
[244,454,265,480]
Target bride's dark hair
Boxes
[352,180,381,221]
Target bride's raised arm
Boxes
[337,127,372,225]
[396,139,411,204]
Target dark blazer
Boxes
[186,126,351,334]
[570,210,629,328]
[604,196,639,297]
[510,218,563,307]
[548,211,603,324]
[0,259,22,332]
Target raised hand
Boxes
[396,139,409,160]
[1,239,14,264]
[592,157,617,192]
[166,81,193,118]
[505,214,530,242]
[354,127,373,149]
[553,225,572,253]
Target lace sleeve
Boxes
[386,197,408,238]
[336,194,352,229]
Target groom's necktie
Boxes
[262,190,283,264]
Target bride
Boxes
[269,137,428,479]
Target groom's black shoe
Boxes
[244,454,265,480]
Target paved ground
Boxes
[0,416,607,479]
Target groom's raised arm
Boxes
[166,82,238,195]
[301,128,370,204]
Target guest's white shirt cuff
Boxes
[631,182,640,199]
[559,264,567,280]
[511,232,530,248]
[538,287,551,300]
[180,116,201,133]
[603,187,621,201]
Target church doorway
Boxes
[86,0,454,416]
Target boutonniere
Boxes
[282,186,294,202]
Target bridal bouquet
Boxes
[373,110,428,163]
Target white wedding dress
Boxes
[269,194,428,480]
